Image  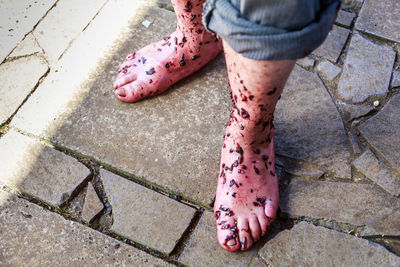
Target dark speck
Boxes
[145,68,155,75]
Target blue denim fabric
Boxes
[202,0,340,60]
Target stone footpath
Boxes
[0,0,399,266]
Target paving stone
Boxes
[0,129,90,206]
[296,56,315,69]
[337,34,395,103]
[258,222,400,266]
[82,182,103,222]
[0,0,57,63]
[9,33,42,58]
[392,67,400,88]
[335,10,355,27]
[178,211,257,267]
[275,66,351,178]
[12,1,229,205]
[248,256,267,267]
[33,0,107,64]
[341,0,364,9]
[101,169,196,254]
[0,190,171,266]
[339,101,374,121]
[0,54,48,125]
[313,25,350,63]
[359,94,400,175]
[280,179,400,236]
[316,60,341,81]
[275,156,325,179]
[353,149,400,196]
[355,0,400,43]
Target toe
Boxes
[237,217,253,251]
[265,192,279,221]
[257,213,269,236]
[216,217,240,252]
[248,215,261,242]
[114,72,137,89]
[115,84,136,102]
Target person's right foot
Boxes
[114,0,222,102]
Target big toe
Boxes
[217,217,240,252]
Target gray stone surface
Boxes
[296,56,315,69]
[341,0,364,9]
[82,182,103,222]
[337,34,395,103]
[0,190,171,266]
[276,156,325,179]
[101,169,196,254]
[316,60,341,81]
[258,222,400,267]
[335,10,355,27]
[178,211,257,267]
[33,0,107,64]
[0,130,90,206]
[0,0,57,62]
[353,149,400,196]
[249,256,267,267]
[9,33,42,58]
[12,1,229,205]
[280,179,400,236]
[0,55,48,124]
[339,102,374,121]
[313,25,350,63]
[392,67,400,88]
[359,94,400,174]
[355,0,400,43]
[275,66,351,178]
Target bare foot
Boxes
[214,42,295,251]
[114,0,222,102]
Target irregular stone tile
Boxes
[0,190,171,266]
[248,256,267,267]
[12,1,229,205]
[9,33,42,58]
[258,222,400,266]
[0,55,48,124]
[353,149,400,196]
[280,179,400,236]
[335,10,355,27]
[275,66,351,178]
[82,182,103,222]
[337,34,395,103]
[313,25,350,63]
[338,101,374,121]
[33,0,107,64]
[296,56,315,69]
[316,60,341,81]
[359,94,400,174]
[0,0,57,62]
[342,0,364,9]
[178,211,257,267]
[276,156,325,179]
[101,169,196,254]
[392,67,400,88]
[355,0,400,43]
[0,130,90,206]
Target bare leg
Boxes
[214,41,295,251]
[114,0,222,102]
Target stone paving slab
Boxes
[359,94,400,174]
[12,0,229,206]
[258,222,400,266]
[178,211,257,267]
[0,129,90,206]
[353,149,400,197]
[337,33,395,103]
[316,60,341,81]
[0,190,171,266]
[313,25,350,63]
[392,67,400,88]
[101,169,196,254]
[339,102,373,122]
[0,0,57,63]
[0,54,48,125]
[82,181,104,222]
[280,179,400,236]
[275,66,351,178]
[8,33,42,58]
[335,10,355,27]
[355,0,400,43]
[33,0,107,64]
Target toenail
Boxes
[240,237,246,249]
[116,88,126,97]
[227,239,236,246]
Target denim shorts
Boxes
[202,0,341,60]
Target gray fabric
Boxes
[202,0,340,60]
